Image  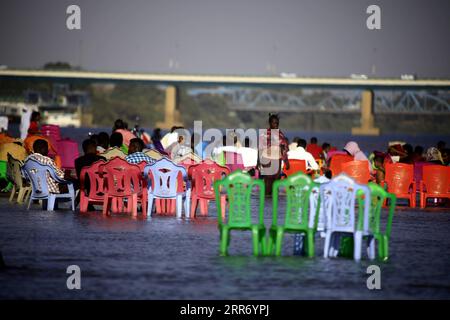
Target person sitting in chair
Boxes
[25,139,65,194]
[125,138,156,164]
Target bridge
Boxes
[1,69,450,135]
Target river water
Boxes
[0,195,449,300]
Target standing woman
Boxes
[27,111,41,135]
[259,114,290,196]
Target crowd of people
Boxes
[0,111,449,205]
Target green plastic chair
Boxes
[268,173,317,257]
[337,183,396,260]
[367,182,396,261]
[0,160,13,192]
[214,170,266,256]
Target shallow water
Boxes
[0,195,449,299]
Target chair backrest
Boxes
[191,161,230,199]
[329,154,354,177]
[41,124,61,155]
[22,158,61,198]
[144,149,163,161]
[422,165,450,195]
[273,172,314,230]
[367,182,396,237]
[80,159,107,200]
[41,124,61,141]
[283,159,307,177]
[385,163,414,194]
[56,139,79,170]
[7,153,25,188]
[321,174,370,233]
[341,160,371,184]
[143,157,187,198]
[214,170,264,227]
[100,157,143,197]
[310,175,331,231]
[178,157,199,171]
[224,151,245,172]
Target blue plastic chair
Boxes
[143,157,191,218]
[22,158,75,211]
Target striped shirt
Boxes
[25,153,65,193]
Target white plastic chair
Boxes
[143,158,191,219]
[22,158,75,211]
[321,174,374,261]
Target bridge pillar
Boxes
[156,85,182,129]
[352,90,380,136]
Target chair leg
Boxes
[220,227,229,256]
[176,195,182,219]
[102,195,110,215]
[27,196,33,210]
[275,228,284,256]
[306,231,315,258]
[147,195,154,218]
[184,190,191,219]
[190,196,198,219]
[9,185,16,202]
[368,236,376,260]
[17,187,26,204]
[199,199,208,216]
[47,195,56,211]
[324,231,332,258]
[252,228,260,256]
[353,231,363,261]
[131,194,138,217]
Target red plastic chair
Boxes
[190,160,230,219]
[56,138,80,170]
[283,159,307,177]
[341,160,371,184]
[420,165,450,208]
[329,154,354,177]
[100,157,147,217]
[79,160,107,212]
[384,163,416,207]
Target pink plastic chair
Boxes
[56,138,80,170]
[100,157,147,217]
[190,160,229,219]
[79,160,107,212]
[420,165,450,208]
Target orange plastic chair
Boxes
[190,160,229,218]
[79,160,107,212]
[329,154,354,177]
[100,157,147,217]
[341,160,371,184]
[384,163,416,207]
[283,159,307,177]
[420,165,450,208]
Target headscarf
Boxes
[426,147,443,164]
[344,141,368,161]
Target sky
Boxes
[0,0,449,78]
